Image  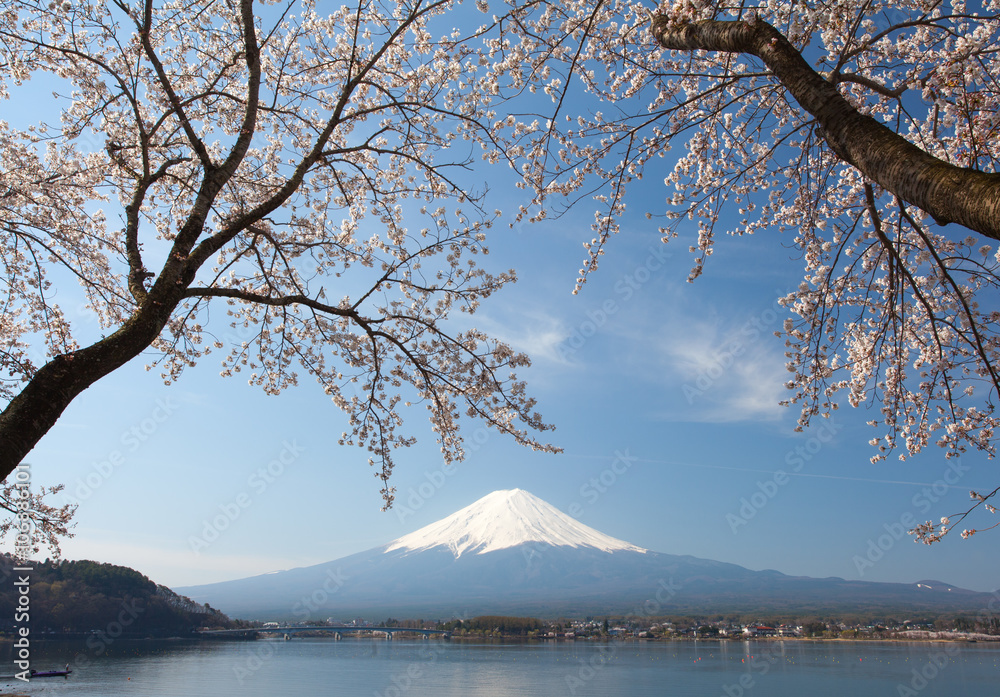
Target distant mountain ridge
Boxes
[175,489,996,619]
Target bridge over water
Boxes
[196,626,451,640]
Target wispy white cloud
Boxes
[469,306,575,366]
[653,316,788,422]
[465,271,791,422]
[576,278,787,426]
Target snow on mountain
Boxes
[174,489,996,619]
[384,488,647,558]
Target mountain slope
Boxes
[385,488,646,557]
[175,490,995,619]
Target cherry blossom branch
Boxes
[182,287,360,318]
[126,0,215,170]
[0,0,559,509]
[0,482,76,560]
[649,16,1000,240]
[912,485,1000,543]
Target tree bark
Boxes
[0,288,184,482]
[650,17,1000,240]
[0,0,265,483]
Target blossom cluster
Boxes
[480,0,1000,535]
[0,0,560,507]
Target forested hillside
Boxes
[0,555,240,635]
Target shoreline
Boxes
[445,634,999,644]
[3,631,998,645]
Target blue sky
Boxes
[20,159,1000,597]
[9,8,999,600]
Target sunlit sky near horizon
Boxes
[9,5,1000,602]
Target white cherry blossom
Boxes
[0,0,559,517]
[485,0,1000,541]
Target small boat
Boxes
[30,664,72,678]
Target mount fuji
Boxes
[176,489,993,619]
[384,488,646,557]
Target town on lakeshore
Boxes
[207,614,1000,643]
[3,554,998,654]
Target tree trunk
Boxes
[649,17,1000,240]
[0,291,181,482]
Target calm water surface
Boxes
[2,638,997,696]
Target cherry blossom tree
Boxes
[0,0,560,542]
[4,0,999,552]
[0,475,75,560]
[485,0,1000,541]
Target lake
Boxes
[2,638,998,695]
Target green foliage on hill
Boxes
[439,615,545,636]
[0,555,241,635]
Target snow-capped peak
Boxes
[384,489,647,558]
